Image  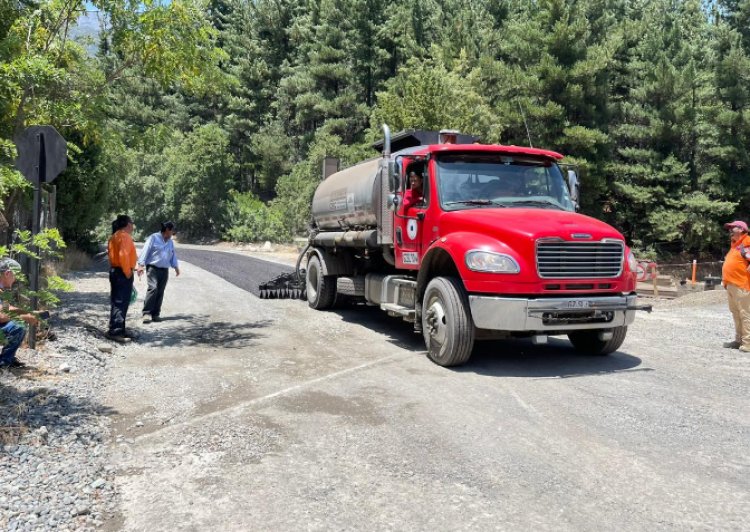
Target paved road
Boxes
[91,249,748,531]
[177,248,294,297]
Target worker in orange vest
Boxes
[722,220,750,351]
[107,214,137,343]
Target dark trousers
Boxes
[142,265,169,317]
[109,267,133,335]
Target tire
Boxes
[421,277,475,367]
[306,254,336,310]
[568,326,627,355]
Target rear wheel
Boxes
[306,255,336,310]
[421,277,475,367]
[568,326,627,355]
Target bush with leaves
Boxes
[0,228,72,344]
[224,190,290,243]
[371,52,503,142]
[164,124,238,239]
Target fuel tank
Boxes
[311,157,382,230]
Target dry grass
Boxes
[0,425,27,445]
[47,247,92,276]
[0,384,53,445]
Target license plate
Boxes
[564,300,591,309]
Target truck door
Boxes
[395,165,428,269]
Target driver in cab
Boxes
[401,171,424,213]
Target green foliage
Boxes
[371,53,503,141]
[55,131,113,250]
[0,0,226,253]
[0,228,72,315]
[102,122,178,239]
[99,0,227,92]
[249,122,294,195]
[7,0,750,260]
[164,123,237,238]
[224,190,290,242]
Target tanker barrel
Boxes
[311,158,381,231]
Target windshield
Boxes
[436,154,575,211]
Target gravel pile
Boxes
[0,299,129,531]
[653,286,727,308]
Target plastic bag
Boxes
[130,286,138,304]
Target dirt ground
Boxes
[59,251,748,531]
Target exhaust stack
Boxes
[382,124,391,157]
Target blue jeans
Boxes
[0,321,26,365]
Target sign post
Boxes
[14,125,67,348]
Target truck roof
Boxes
[393,143,564,161]
[373,129,480,152]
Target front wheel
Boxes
[421,277,475,367]
[568,326,627,355]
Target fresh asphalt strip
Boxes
[177,248,295,298]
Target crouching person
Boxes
[0,258,38,368]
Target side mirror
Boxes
[388,161,398,193]
[567,169,580,210]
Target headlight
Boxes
[465,251,520,273]
[626,250,638,273]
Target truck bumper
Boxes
[468,294,638,332]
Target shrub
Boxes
[224,191,290,243]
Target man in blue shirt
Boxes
[136,221,181,323]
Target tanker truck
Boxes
[294,126,648,367]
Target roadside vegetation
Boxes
[1,0,750,259]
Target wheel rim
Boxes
[307,261,319,301]
[424,294,448,348]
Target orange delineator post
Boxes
[691,259,697,286]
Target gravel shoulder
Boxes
[1,268,124,531]
[2,253,748,531]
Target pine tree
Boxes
[608,0,733,254]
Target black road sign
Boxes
[14,125,67,183]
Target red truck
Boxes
[302,125,645,366]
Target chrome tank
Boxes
[311,158,382,231]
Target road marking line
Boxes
[134,352,405,442]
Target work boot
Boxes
[105,332,132,344]
[0,359,27,369]
[723,341,741,349]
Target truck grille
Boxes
[536,240,624,279]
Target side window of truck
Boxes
[406,164,429,206]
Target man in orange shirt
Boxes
[107,214,137,343]
[722,220,750,351]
